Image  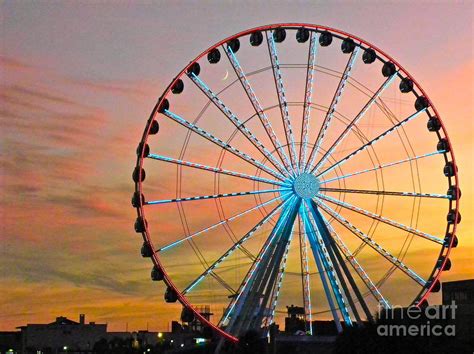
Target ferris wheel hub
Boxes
[293,173,320,199]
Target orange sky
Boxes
[1,2,473,332]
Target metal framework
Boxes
[132,24,460,344]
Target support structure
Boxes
[221,197,301,337]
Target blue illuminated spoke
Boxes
[299,32,319,172]
[188,72,291,177]
[220,196,298,327]
[225,46,295,177]
[321,150,444,185]
[162,109,286,181]
[318,212,391,309]
[300,202,345,332]
[157,194,288,252]
[315,199,427,286]
[317,193,444,244]
[267,217,297,326]
[220,197,297,326]
[266,31,299,172]
[182,199,288,295]
[148,153,288,187]
[147,188,289,205]
[320,187,449,199]
[246,197,300,334]
[305,47,360,172]
[317,108,427,178]
[311,74,398,174]
[298,216,313,333]
[304,201,353,326]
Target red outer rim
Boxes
[134,23,460,342]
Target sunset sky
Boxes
[1,1,473,332]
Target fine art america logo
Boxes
[376,301,457,337]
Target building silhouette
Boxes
[442,279,474,339]
[1,280,473,353]
[18,314,106,353]
[0,313,210,353]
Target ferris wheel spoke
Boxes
[317,108,427,178]
[234,197,300,335]
[266,31,299,172]
[187,72,291,177]
[315,202,391,309]
[317,193,444,244]
[225,46,295,176]
[266,216,297,327]
[311,74,398,174]
[162,109,286,181]
[209,272,237,294]
[219,196,300,333]
[182,200,288,295]
[321,150,445,185]
[320,187,449,199]
[299,31,319,172]
[300,202,348,331]
[306,201,362,322]
[308,200,374,322]
[157,194,288,252]
[298,215,313,334]
[147,153,288,187]
[315,199,427,286]
[146,188,289,205]
[305,47,360,173]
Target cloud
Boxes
[63,77,158,98]
[0,56,34,71]
[0,92,58,113]
[0,61,136,244]
[2,247,148,296]
[8,85,93,108]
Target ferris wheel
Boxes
[132,24,460,342]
